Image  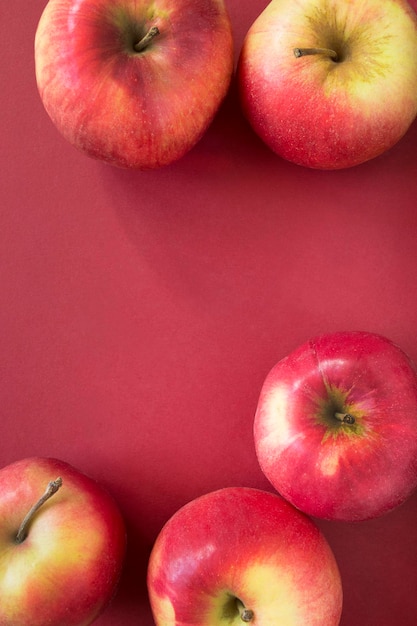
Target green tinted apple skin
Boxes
[254,331,417,521]
[35,0,233,169]
[148,487,343,626]
[238,0,417,169]
[0,457,126,626]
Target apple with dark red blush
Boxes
[147,487,343,626]
[34,0,234,169]
[0,457,126,625]
[254,331,417,521]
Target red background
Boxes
[1,1,417,624]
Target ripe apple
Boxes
[0,457,126,625]
[34,0,233,169]
[237,0,417,169]
[147,487,343,626]
[254,331,417,522]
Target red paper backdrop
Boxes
[1,1,417,624]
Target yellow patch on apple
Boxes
[237,562,301,623]
[318,447,341,477]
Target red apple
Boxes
[0,457,126,625]
[237,0,417,169]
[254,331,417,521]
[34,0,233,169]
[147,487,343,626]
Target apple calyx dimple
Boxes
[315,383,364,440]
[236,599,254,623]
[240,609,254,623]
[134,26,160,53]
[15,477,63,544]
[334,412,355,425]
[294,47,339,62]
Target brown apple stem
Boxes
[134,26,160,52]
[294,47,338,61]
[236,599,254,623]
[334,412,355,425]
[15,477,63,544]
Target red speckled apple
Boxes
[34,0,233,169]
[0,457,126,626]
[238,0,417,169]
[147,487,343,626]
[254,331,417,521]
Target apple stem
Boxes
[15,477,63,544]
[134,26,160,53]
[294,47,338,61]
[236,599,254,623]
[334,412,355,425]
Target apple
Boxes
[0,457,126,625]
[254,331,417,522]
[237,0,417,169]
[34,0,233,169]
[147,487,343,626]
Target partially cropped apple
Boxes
[34,0,233,169]
[238,0,417,169]
[254,331,417,521]
[0,457,126,626]
[147,487,343,626]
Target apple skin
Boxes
[254,331,417,522]
[237,0,417,169]
[0,457,126,626]
[147,487,343,626]
[34,0,233,169]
